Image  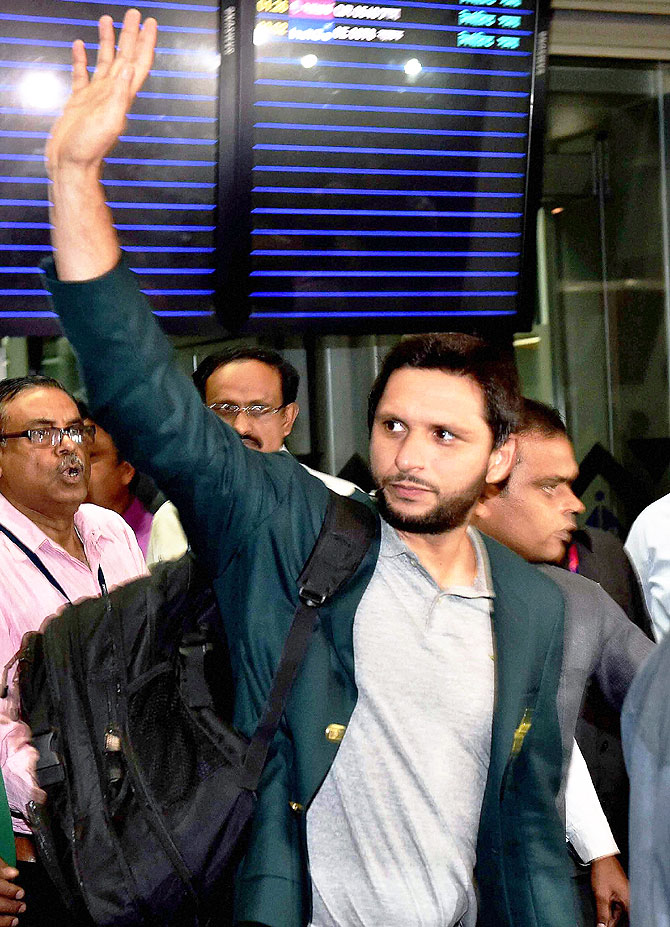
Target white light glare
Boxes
[301,54,318,68]
[18,71,66,112]
[199,50,221,72]
[253,25,271,45]
[404,58,422,77]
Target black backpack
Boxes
[16,491,376,926]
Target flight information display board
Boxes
[0,0,547,335]
[217,0,549,332]
[0,0,219,336]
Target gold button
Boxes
[325,723,346,743]
[289,801,304,813]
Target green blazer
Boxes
[47,260,576,927]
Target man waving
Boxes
[39,12,577,927]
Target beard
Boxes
[375,470,488,535]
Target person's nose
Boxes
[564,487,585,516]
[394,430,426,473]
[57,429,79,453]
[231,410,254,436]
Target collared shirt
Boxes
[308,522,495,927]
[625,494,670,641]
[0,492,146,832]
[565,741,619,862]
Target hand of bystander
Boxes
[0,859,24,925]
[591,853,629,927]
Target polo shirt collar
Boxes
[380,518,494,598]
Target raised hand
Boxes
[47,9,158,281]
[46,9,157,176]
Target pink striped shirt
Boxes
[0,492,147,834]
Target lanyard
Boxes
[0,522,109,698]
[567,542,580,574]
[0,523,108,603]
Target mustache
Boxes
[379,472,439,493]
[239,434,262,450]
[57,452,85,473]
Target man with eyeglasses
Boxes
[194,346,301,454]
[148,345,363,567]
[0,375,147,926]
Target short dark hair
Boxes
[367,333,520,448]
[0,375,76,436]
[76,398,91,422]
[77,398,122,463]
[516,398,567,439]
[192,346,300,405]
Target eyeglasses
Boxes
[0,425,97,447]
[207,402,287,423]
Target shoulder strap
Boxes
[0,523,71,603]
[240,491,376,790]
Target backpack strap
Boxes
[240,490,376,791]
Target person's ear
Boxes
[485,435,516,485]
[281,402,299,437]
[118,460,136,488]
[0,437,8,480]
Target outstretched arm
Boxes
[46,10,318,576]
[46,9,157,281]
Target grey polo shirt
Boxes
[307,521,495,927]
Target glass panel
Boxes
[534,61,669,528]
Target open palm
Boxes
[46,9,157,174]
